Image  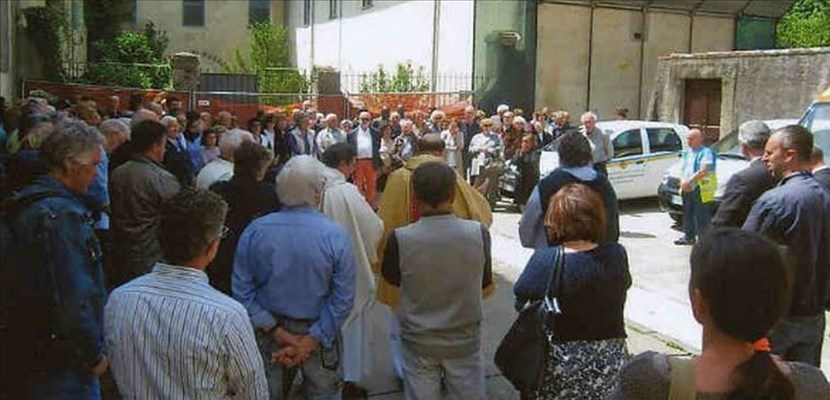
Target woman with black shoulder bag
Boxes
[510,183,631,399]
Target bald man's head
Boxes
[416,133,445,156]
[687,128,704,149]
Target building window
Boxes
[126,0,137,23]
[303,0,311,26]
[329,0,338,19]
[183,0,205,27]
[249,0,270,24]
[71,0,83,29]
[362,0,373,9]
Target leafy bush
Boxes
[227,22,310,104]
[359,62,430,93]
[81,22,172,89]
[777,0,830,48]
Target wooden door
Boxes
[683,79,722,143]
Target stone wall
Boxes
[648,47,830,138]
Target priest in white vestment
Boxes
[320,143,384,396]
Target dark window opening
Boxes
[183,0,205,27]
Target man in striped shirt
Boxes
[104,188,268,399]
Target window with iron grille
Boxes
[183,0,205,27]
[249,0,270,24]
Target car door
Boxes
[643,126,684,198]
[607,128,647,199]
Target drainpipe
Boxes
[637,7,646,119]
[586,1,595,111]
[310,0,315,79]
[431,0,441,92]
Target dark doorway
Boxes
[683,79,722,143]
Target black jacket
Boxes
[208,177,281,294]
[347,126,382,168]
[163,139,194,187]
[814,167,830,191]
[538,168,620,243]
[711,158,775,228]
[743,173,830,317]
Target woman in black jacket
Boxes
[208,141,281,294]
[514,183,630,399]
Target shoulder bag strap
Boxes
[543,245,565,315]
[667,356,696,400]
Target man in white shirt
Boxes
[196,129,252,189]
[105,188,268,399]
[348,111,381,207]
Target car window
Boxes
[800,102,830,164]
[612,129,643,158]
[646,128,682,153]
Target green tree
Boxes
[359,62,429,93]
[777,0,830,48]
[228,22,309,100]
[81,22,172,89]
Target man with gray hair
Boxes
[196,128,253,189]
[233,155,356,399]
[3,120,108,398]
[316,113,346,153]
[580,111,613,176]
[711,120,775,227]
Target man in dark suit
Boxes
[711,121,774,227]
[812,146,830,190]
[347,111,382,207]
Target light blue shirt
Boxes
[233,207,356,348]
[88,145,109,230]
[681,146,716,189]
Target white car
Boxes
[657,119,798,221]
[539,121,690,199]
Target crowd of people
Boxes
[0,92,828,400]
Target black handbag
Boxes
[495,245,565,394]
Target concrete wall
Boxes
[287,0,474,92]
[589,7,643,120]
[535,2,738,122]
[133,0,285,72]
[691,15,734,53]
[649,48,830,138]
[534,3,590,114]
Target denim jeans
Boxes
[27,368,100,400]
[682,187,711,241]
[256,319,342,400]
[768,313,826,367]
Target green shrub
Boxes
[81,22,172,89]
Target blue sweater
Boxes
[514,242,631,341]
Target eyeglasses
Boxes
[359,118,370,121]
[219,226,231,239]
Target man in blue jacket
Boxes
[2,119,108,399]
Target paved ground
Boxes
[311,197,828,399]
